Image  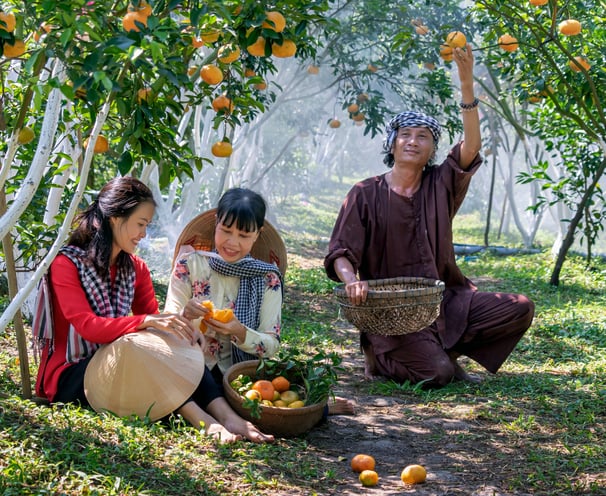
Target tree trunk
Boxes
[0,190,32,398]
[550,156,606,285]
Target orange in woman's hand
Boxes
[213,308,234,323]
[198,300,234,332]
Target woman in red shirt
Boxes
[35,176,273,443]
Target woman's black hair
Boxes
[67,177,156,277]
[216,187,266,233]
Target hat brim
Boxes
[84,329,204,421]
[173,208,287,275]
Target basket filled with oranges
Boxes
[223,350,342,437]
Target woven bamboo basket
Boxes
[334,277,445,335]
[223,360,327,438]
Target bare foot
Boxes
[327,396,356,416]
[207,397,274,443]
[205,421,242,443]
[222,417,275,443]
[177,401,241,443]
[452,359,482,384]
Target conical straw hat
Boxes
[173,208,287,275]
[84,329,204,421]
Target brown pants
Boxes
[365,291,535,387]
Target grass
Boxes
[1,193,606,493]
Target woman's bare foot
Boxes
[327,396,356,415]
[205,421,242,443]
[177,401,241,443]
[207,397,274,443]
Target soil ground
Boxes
[287,252,528,496]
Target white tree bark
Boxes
[0,59,66,240]
[0,95,112,332]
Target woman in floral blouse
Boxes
[165,188,283,385]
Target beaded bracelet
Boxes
[460,97,479,112]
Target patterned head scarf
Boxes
[382,111,442,167]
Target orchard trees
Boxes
[472,0,606,284]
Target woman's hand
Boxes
[204,315,247,343]
[181,298,212,321]
[345,280,369,306]
[139,313,203,346]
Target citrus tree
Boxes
[0,0,337,394]
[471,0,606,285]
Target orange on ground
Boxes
[247,37,267,57]
[84,135,109,154]
[445,31,466,48]
[498,34,519,52]
[271,39,296,58]
[17,127,35,145]
[252,380,275,401]
[359,470,379,487]
[558,19,581,36]
[351,454,375,473]
[199,64,223,85]
[347,102,359,114]
[123,11,148,32]
[271,376,290,393]
[3,39,25,58]
[211,94,234,113]
[0,11,16,32]
[307,65,320,74]
[262,11,286,33]
[329,118,341,129]
[569,56,590,72]
[529,0,548,5]
[439,44,453,61]
[401,464,427,484]
[218,44,240,64]
[211,141,233,158]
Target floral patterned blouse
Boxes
[164,247,282,374]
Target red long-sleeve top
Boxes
[35,253,159,402]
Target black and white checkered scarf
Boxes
[382,111,442,167]
[208,253,283,363]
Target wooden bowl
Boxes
[223,360,327,438]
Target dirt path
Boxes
[287,253,526,496]
[304,326,525,496]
